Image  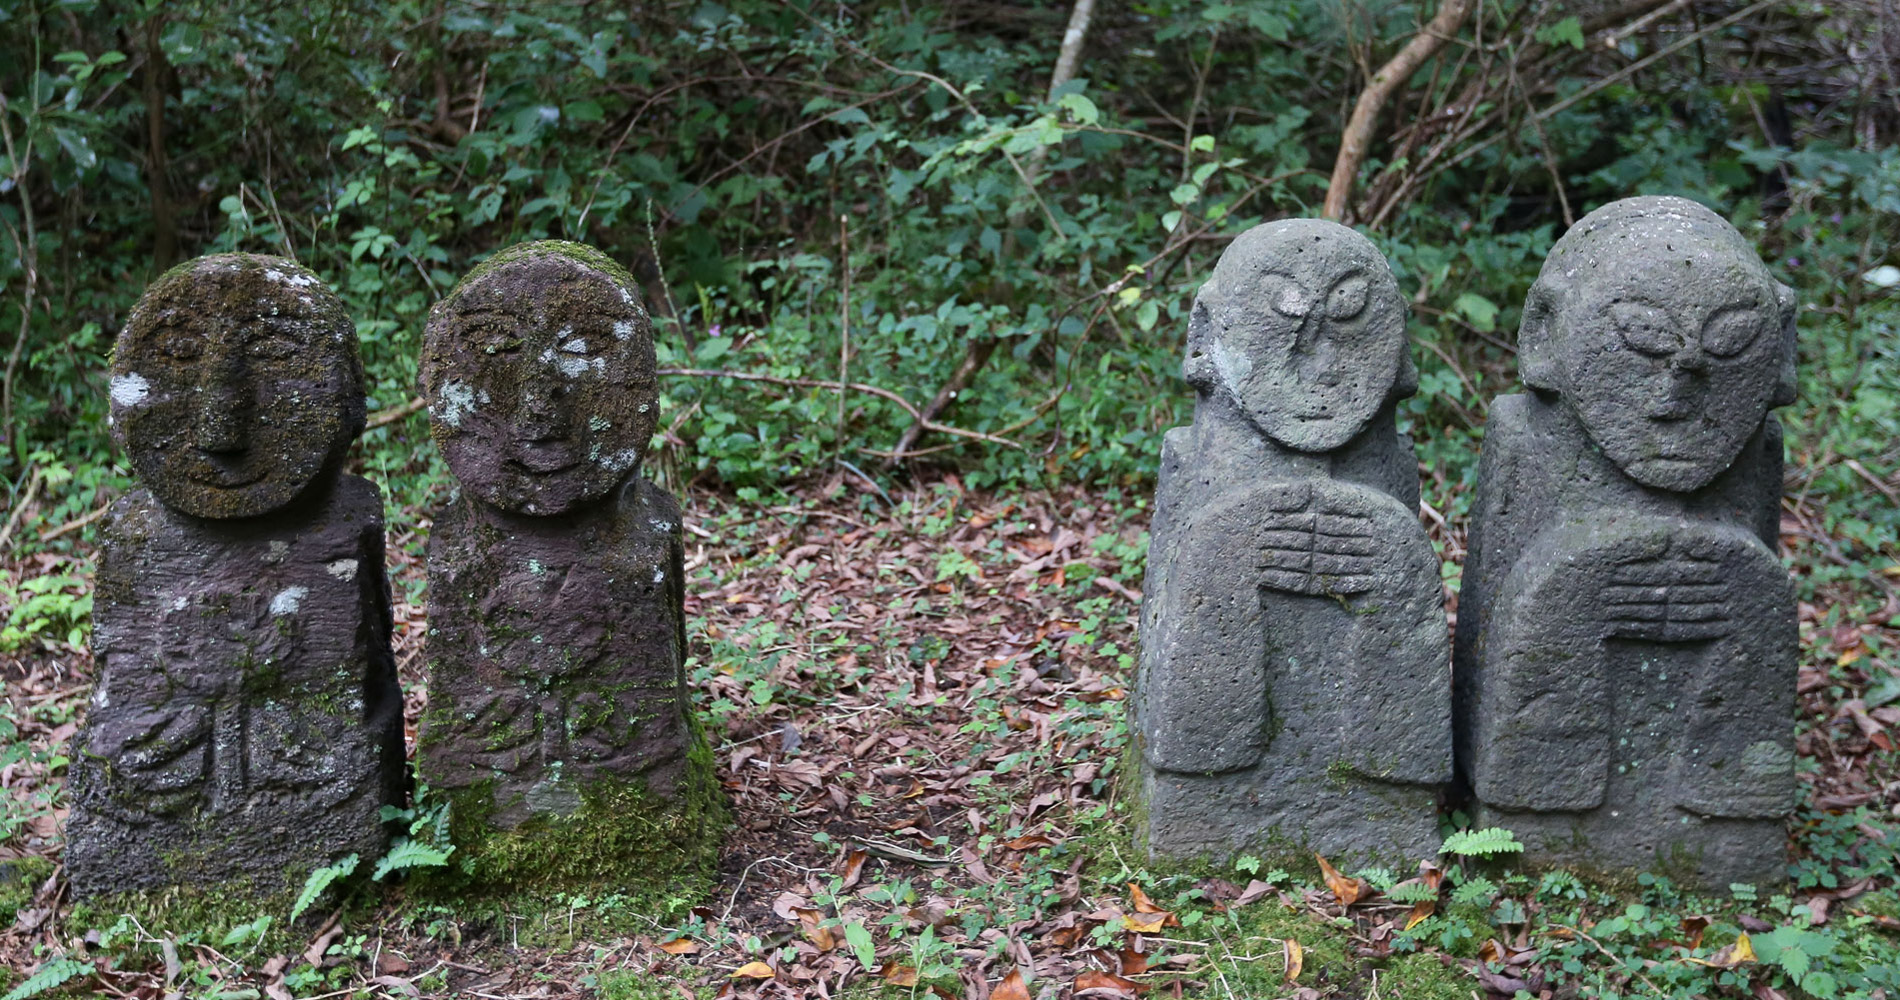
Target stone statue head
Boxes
[1518,196,1797,493]
[110,254,365,519]
[1183,219,1414,453]
[420,241,658,517]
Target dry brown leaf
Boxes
[1118,946,1150,976]
[1690,933,1758,968]
[1127,882,1176,925]
[993,969,1032,1000]
[1404,898,1434,930]
[793,907,836,952]
[1314,853,1369,907]
[731,961,776,979]
[1122,911,1170,934]
[658,938,701,955]
[839,848,868,891]
[1284,939,1304,983]
[1680,914,1711,950]
[1004,834,1058,851]
[881,964,920,987]
[1074,969,1143,996]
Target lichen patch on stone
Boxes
[269,586,308,616]
[110,373,152,407]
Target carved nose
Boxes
[194,351,251,454]
[1294,317,1342,386]
[516,379,570,441]
[1671,344,1712,374]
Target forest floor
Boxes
[0,470,1896,999]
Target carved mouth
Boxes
[184,455,267,488]
[508,442,582,475]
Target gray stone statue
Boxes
[1454,196,1799,886]
[416,241,719,890]
[66,254,405,900]
[1133,219,1450,865]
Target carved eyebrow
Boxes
[454,304,531,320]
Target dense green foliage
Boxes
[1,0,1893,527]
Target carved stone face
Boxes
[1522,197,1795,493]
[422,243,657,516]
[1186,219,1410,452]
[110,255,363,519]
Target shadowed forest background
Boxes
[1,1,1899,998]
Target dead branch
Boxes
[657,368,1023,450]
[1323,0,1476,222]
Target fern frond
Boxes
[372,838,454,881]
[289,853,360,925]
[1440,827,1525,858]
[1386,882,1440,903]
[2,958,94,1000]
[1450,876,1498,905]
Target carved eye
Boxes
[1610,301,1679,356]
[248,335,300,360]
[1700,305,1764,358]
[473,324,524,355]
[1262,274,1311,318]
[154,326,202,361]
[1326,274,1369,320]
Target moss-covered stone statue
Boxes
[1454,196,1799,886]
[416,241,721,894]
[1132,220,1449,867]
[65,254,405,902]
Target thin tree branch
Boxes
[1324,0,1476,221]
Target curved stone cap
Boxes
[421,241,659,517]
[111,253,363,520]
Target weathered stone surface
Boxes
[67,255,403,900]
[106,255,367,520]
[416,241,720,891]
[1454,196,1800,886]
[1134,219,1450,865]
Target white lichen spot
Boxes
[326,558,359,582]
[1275,285,1310,317]
[546,346,590,378]
[619,287,634,306]
[269,585,308,616]
[650,518,675,532]
[652,567,665,584]
[528,559,544,575]
[602,449,639,472]
[264,268,317,288]
[588,416,612,432]
[266,540,290,563]
[563,337,588,352]
[438,381,477,428]
[612,319,634,340]
[171,595,189,611]
[637,402,650,413]
[110,372,151,407]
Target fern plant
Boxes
[1,957,93,1000]
[288,853,359,925]
[372,838,454,882]
[1440,827,1525,858]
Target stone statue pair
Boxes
[66,243,715,901]
[1134,196,1798,887]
